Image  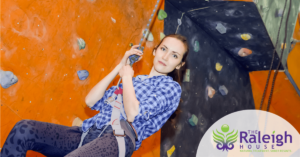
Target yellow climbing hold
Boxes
[241,34,251,40]
[167,145,175,157]
[216,63,223,71]
[160,32,165,41]
[281,43,286,49]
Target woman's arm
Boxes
[85,45,143,108]
[120,70,140,122]
[85,64,122,107]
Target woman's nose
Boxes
[162,52,168,61]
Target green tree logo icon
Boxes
[213,124,238,151]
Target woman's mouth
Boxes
[158,61,166,66]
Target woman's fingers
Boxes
[132,49,143,55]
[130,45,140,49]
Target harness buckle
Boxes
[113,130,126,137]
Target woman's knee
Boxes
[12,120,37,137]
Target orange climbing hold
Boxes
[238,48,252,57]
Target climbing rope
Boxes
[128,0,162,65]
[259,0,292,111]
[117,0,161,87]
[265,0,292,111]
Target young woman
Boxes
[1,34,189,157]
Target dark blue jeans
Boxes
[1,120,134,157]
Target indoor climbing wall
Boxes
[160,0,300,157]
[1,0,300,157]
[1,0,165,156]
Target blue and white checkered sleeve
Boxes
[134,82,182,121]
[90,85,116,111]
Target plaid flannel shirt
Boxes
[82,75,182,150]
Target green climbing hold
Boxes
[221,124,229,133]
[77,38,86,50]
[194,41,200,52]
[188,114,198,126]
[158,9,167,20]
[144,30,154,42]
[129,43,133,47]
[160,32,165,40]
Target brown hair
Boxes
[154,34,189,84]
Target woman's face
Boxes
[152,37,186,75]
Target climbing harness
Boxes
[78,87,138,156]
[78,1,162,156]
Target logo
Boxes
[213,124,238,151]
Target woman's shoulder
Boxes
[156,76,181,93]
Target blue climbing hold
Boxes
[77,70,89,80]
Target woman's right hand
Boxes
[119,45,143,66]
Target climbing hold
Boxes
[77,38,86,50]
[177,19,182,26]
[160,32,165,40]
[144,30,154,41]
[129,43,133,47]
[183,69,190,82]
[206,86,216,98]
[77,70,89,80]
[238,48,252,57]
[215,63,222,71]
[276,9,284,17]
[188,114,198,126]
[281,43,286,49]
[216,23,226,34]
[219,85,228,96]
[0,70,18,89]
[72,117,83,127]
[111,17,116,23]
[241,34,251,40]
[194,41,200,52]
[167,145,175,157]
[158,9,167,20]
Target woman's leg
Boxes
[1,119,82,157]
[65,131,134,157]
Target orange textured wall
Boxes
[249,13,300,134]
[1,0,164,156]
[287,14,300,89]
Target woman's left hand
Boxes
[119,65,134,78]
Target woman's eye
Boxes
[161,47,166,51]
[173,54,178,58]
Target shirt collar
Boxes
[135,75,173,86]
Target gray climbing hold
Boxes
[77,38,86,50]
[0,70,18,89]
[194,41,200,52]
[177,19,182,26]
[219,85,228,96]
[111,17,116,23]
[144,30,154,42]
[216,23,227,34]
[158,9,167,20]
[188,114,198,126]
[77,70,89,80]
